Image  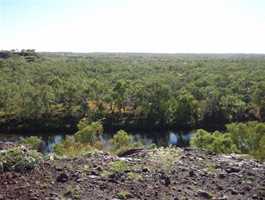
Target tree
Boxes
[167,91,198,128]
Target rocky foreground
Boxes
[1,147,265,200]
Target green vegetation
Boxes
[54,119,141,157]
[191,122,265,160]
[191,130,237,154]
[53,136,94,157]
[127,172,143,181]
[19,136,42,151]
[148,147,180,172]
[0,146,43,172]
[62,185,81,200]
[101,160,130,177]
[116,191,132,200]
[110,130,142,155]
[1,50,265,162]
[108,160,129,173]
[54,121,103,157]
[1,50,265,132]
[74,121,103,145]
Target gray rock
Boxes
[56,173,68,183]
[197,190,212,199]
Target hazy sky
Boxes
[1,0,265,53]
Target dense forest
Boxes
[1,50,265,132]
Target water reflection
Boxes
[0,130,193,153]
[168,132,191,147]
[41,134,64,153]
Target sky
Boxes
[1,0,265,53]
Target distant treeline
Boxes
[0,50,265,132]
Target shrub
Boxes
[127,172,143,181]
[111,130,142,155]
[252,136,265,161]
[190,129,214,149]
[109,160,129,173]
[77,117,91,130]
[116,191,131,200]
[53,136,92,157]
[74,121,103,145]
[148,147,180,172]
[0,146,42,172]
[101,160,130,177]
[54,121,103,157]
[227,122,265,159]
[191,129,237,154]
[191,122,265,161]
[19,136,42,151]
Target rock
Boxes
[189,170,195,177]
[96,166,103,171]
[88,175,98,179]
[217,173,226,179]
[56,173,68,183]
[242,185,251,191]
[142,167,149,173]
[217,195,228,200]
[229,188,238,195]
[118,148,144,157]
[0,162,3,173]
[197,190,212,199]
[164,176,171,186]
[225,167,241,173]
[160,174,171,186]
[91,170,99,176]
[216,184,223,191]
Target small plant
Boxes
[109,160,129,173]
[0,146,43,172]
[204,162,217,173]
[101,160,129,177]
[127,172,143,181]
[148,147,180,173]
[63,185,81,200]
[19,136,42,151]
[116,191,131,199]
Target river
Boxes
[0,130,193,153]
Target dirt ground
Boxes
[1,148,265,200]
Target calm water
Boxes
[0,130,193,153]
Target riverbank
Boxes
[1,147,265,200]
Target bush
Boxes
[0,146,43,172]
[75,121,103,145]
[109,160,129,173]
[53,136,92,157]
[111,130,142,155]
[227,122,265,159]
[191,129,237,154]
[54,121,103,157]
[148,147,180,172]
[77,117,91,130]
[191,122,265,161]
[19,136,42,151]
